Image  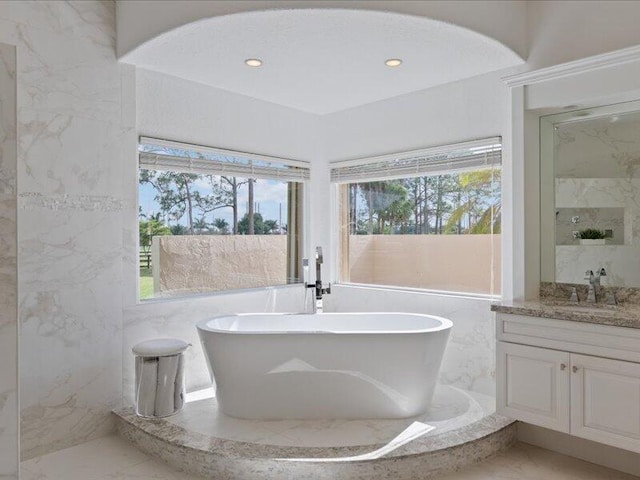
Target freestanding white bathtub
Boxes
[196,312,452,420]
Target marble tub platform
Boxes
[114,385,515,479]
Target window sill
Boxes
[334,283,502,302]
[135,282,305,307]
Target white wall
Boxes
[0,0,135,460]
[527,1,640,69]
[0,41,18,480]
[323,71,507,161]
[137,69,320,162]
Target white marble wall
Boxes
[555,112,640,179]
[555,178,640,286]
[0,41,18,480]
[554,113,640,286]
[325,285,497,398]
[0,0,135,460]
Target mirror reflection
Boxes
[541,102,640,288]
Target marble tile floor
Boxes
[169,384,496,448]
[21,434,639,480]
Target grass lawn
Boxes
[139,267,154,300]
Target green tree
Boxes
[444,169,501,234]
[213,218,230,234]
[193,217,210,234]
[263,219,279,233]
[357,181,413,234]
[170,224,188,235]
[237,213,278,234]
[208,175,248,234]
[139,219,171,252]
[140,170,236,235]
[377,182,413,234]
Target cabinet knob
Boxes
[560,363,567,370]
[572,366,579,373]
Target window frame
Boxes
[136,137,310,302]
[331,137,502,299]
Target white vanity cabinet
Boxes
[497,342,570,432]
[496,313,640,453]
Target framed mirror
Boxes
[540,100,640,288]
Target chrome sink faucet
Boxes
[584,268,607,303]
[307,246,331,313]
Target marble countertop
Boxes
[491,300,640,329]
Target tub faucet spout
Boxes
[307,246,331,313]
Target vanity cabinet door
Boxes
[571,354,640,453]
[497,342,571,432]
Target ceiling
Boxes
[125,9,524,115]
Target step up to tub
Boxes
[113,386,516,479]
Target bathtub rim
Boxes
[196,312,453,335]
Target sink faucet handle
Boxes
[569,287,579,303]
[584,270,594,279]
[599,267,607,277]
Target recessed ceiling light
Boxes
[385,58,402,67]
[245,58,262,67]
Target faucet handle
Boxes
[599,268,607,276]
[584,270,594,279]
[569,287,579,303]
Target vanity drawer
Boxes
[497,313,640,363]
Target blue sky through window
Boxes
[139,175,290,229]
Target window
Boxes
[138,138,308,300]
[332,138,501,296]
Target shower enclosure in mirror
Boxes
[540,100,640,288]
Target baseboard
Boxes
[517,422,640,477]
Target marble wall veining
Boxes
[0,0,135,460]
[0,41,18,480]
[553,115,640,286]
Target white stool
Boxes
[132,338,190,417]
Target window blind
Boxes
[139,137,310,182]
[330,137,502,183]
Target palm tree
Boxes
[193,217,210,234]
[213,218,229,234]
[444,169,501,234]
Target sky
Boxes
[139,175,290,229]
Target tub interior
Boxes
[199,312,452,334]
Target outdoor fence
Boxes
[148,234,501,297]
